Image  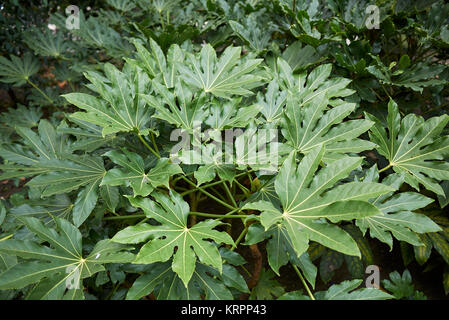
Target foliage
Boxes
[0,0,448,300]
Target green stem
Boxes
[209,185,228,202]
[189,212,248,219]
[137,132,160,158]
[172,171,194,185]
[234,178,250,195]
[107,282,121,300]
[223,182,238,208]
[246,171,253,188]
[221,207,240,217]
[150,132,160,154]
[292,265,315,300]
[158,10,165,30]
[180,171,252,197]
[231,225,249,251]
[26,78,54,104]
[0,234,13,242]
[378,163,392,173]
[103,214,146,221]
[380,84,391,99]
[180,176,236,211]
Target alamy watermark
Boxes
[365,5,380,29]
[66,5,80,30]
[365,265,380,289]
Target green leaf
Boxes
[58,118,117,153]
[255,80,287,125]
[437,181,449,208]
[112,191,234,286]
[0,217,133,299]
[142,80,208,131]
[0,53,39,86]
[281,91,375,160]
[279,279,393,300]
[243,145,389,258]
[282,40,323,72]
[63,62,152,136]
[23,29,71,58]
[319,279,393,300]
[275,59,354,101]
[8,194,73,225]
[205,98,262,130]
[229,14,273,54]
[249,268,285,300]
[413,234,433,265]
[0,105,42,129]
[366,98,449,195]
[319,249,344,283]
[129,39,183,88]
[428,232,449,265]
[275,59,372,160]
[356,171,442,249]
[178,44,264,98]
[99,185,119,213]
[382,270,425,299]
[367,56,446,92]
[126,261,237,300]
[102,149,182,197]
[178,143,236,186]
[0,201,6,226]
[73,180,101,227]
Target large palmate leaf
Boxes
[107,0,136,12]
[63,62,152,137]
[243,145,392,258]
[177,142,236,186]
[229,10,276,54]
[0,53,39,86]
[23,29,71,58]
[75,16,133,58]
[245,222,317,287]
[382,270,426,300]
[58,118,116,153]
[8,194,73,226]
[126,260,247,300]
[281,89,375,161]
[366,99,449,195]
[0,120,106,226]
[0,217,134,300]
[0,119,72,179]
[254,80,287,125]
[101,149,182,196]
[126,249,248,300]
[128,39,183,88]
[274,58,354,102]
[281,40,323,73]
[25,155,106,227]
[205,98,262,130]
[0,105,42,129]
[249,268,285,300]
[178,44,264,98]
[272,58,374,161]
[279,279,393,300]
[112,191,234,286]
[141,80,208,131]
[356,168,442,249]
[366,55,446,93]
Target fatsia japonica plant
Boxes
[0,0,449,300]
